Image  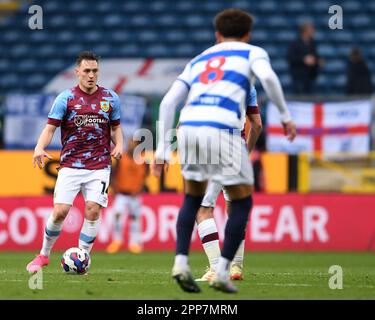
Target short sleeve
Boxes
[247,86,258,107]
[109,90,121,126]
[246,86,260,114]
[47,90,69,126]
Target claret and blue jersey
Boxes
[47,85,121,170]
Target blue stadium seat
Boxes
[311,1,332,12]
[231,1,251,11]
[174,1,195,12]
[68,1,89,13]
[0,59,9,72]
[0,74,19,89]
[118,44,142,56]
[190,30,213,42]
[318,45,336,58]
[322,59,346,73]
[10,44,29,58]
[25,74,50,89]
[251,30,270,43]
[42,1,63,13]
[256,1,278,12]
[0,0,373,94]
[201,2,227,12]
[149,1,169,13]
[328,30,353,43]
[16,59,38,72]
[164,30,186,43]
[55,31,75,43]
[156,15,180,27]
[282,1,305,13]
[44,59,67,72]
[264,16,290,28]
[138,31,160,43]
[47,15,70,28]
[347,15,371,28]
[1,30,22,43]
[130,15,150,27]
[35,44,57,58]
[358,31,375,42]
[274,30,296,42]
[341,0,363,12]
[76,15,99,28]
[29,30,51,43]
[64,44,85,57]
[272,59,289,73]
[122,1,143,12]
[145,44,170,57]
[173,44,197,57]
[109,30,133,43]
[92,45,112,57]
[184,15,206,27]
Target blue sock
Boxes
[176,194,204,255]
[221,195,253,261]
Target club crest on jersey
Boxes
[100,101,110,112]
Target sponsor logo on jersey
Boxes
[100,101,110,112]
[74,115,109,127]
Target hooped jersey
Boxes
[177,41,268,132]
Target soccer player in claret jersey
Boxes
[26,51,124,273]
[152,9,296,293]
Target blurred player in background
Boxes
[153,8,296,293]
[26,51,123,273]
[106,138,147,254]
[195,86,262,282]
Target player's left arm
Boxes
[251,50,297,142]
[109,92,123,160]
[110,125,123,160]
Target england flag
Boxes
[266,100,372,155]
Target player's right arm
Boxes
[33,91,69,169]
[250,47,297,142]
[33,124,56,169]
[152,67,190,177]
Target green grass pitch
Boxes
[0,251,374,299]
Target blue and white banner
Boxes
[3,94,147,149]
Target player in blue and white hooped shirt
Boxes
[153,9,296,293]
[195,85,262,283]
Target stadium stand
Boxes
[0,0,374,94]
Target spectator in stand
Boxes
[287,22,321,94]
[345,47,373,95]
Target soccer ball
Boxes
[61,247,91,275]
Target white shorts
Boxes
[201,181,231,208]
[178,126,254,186]
[54,167,111,207]
[112,193,141,217]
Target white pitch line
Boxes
[1,279,374,289]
